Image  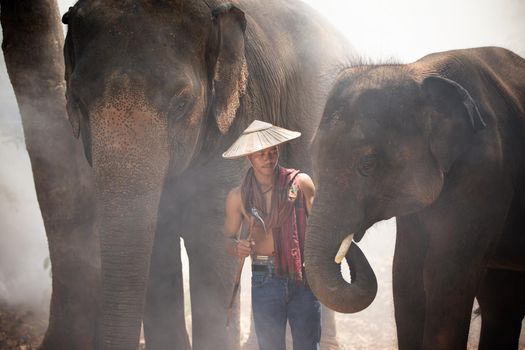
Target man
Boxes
[222,120,320,350]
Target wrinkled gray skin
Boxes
[62,0,354,349]
[305,47,525,349]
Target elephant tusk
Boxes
[335,234,354,264]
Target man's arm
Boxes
[296,173,315,214]
[223,187,253,258]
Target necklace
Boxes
[261,185,273,194]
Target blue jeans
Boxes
[251,258,321,350]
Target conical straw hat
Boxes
[222,120,301,159]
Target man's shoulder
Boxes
[227,185,242,200]
[294,173,313,187]
[225,185,247,219]
[293,173,315,200]
[226,186,246,212]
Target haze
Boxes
[0,0,523,347]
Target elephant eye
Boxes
[357,153,378,177]
[327,108,343,128]
[168,94,192,121]
[176,101,187,111]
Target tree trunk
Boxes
[0,1,100,349]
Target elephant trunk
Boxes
[96,191,162,349]
[91,103,170,349]
[304,196,377,313]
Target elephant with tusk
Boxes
[305,47,525,349]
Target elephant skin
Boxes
[305,47,525,349]
[0,1,100,349]
[62,0,355,349]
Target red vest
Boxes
[241,166,308,280]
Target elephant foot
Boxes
[320,339,340,350]
[241,340,259,350]
[320,305,340,350]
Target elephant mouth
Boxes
[354,228,367,242]
[335,218,386,263]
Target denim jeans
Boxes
[251,257,321,350]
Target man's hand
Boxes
[235,239,254,258]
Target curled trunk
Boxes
[305,219,377,313]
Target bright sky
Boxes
[302,0,525,61]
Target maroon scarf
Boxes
[241,165,308,280]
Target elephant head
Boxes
[304,65,486,313]
[62,1,248,348]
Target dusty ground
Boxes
[1,219,524,349]
[0,301,46,350]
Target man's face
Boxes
[247,146,279,176]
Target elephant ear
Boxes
[63,17,93,166]
[423,76,486,173]
[208,3,248,134]
[63,15,80,139]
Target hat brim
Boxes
[222,125,301,159]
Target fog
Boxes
[0,49,50,315]
[1,0,523,348]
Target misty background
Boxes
[1,0,524,348]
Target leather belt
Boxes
[252,265,272,272]
[252,255,275,273]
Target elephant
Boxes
[304,46,525,349]
[61,0,355,349]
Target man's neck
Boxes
[253,168,277,188]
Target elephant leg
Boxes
[477,268,525,350]
[420,226,504,348]
[40,223,100,350]
[1,1,100,348]
[392,214,428,350]
[422,258,480,349]
[144,198,190,350]
[418,177,513,350]
[186,231,239,350]
[320,306,340,350]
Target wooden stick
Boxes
[226,255,247,327]
[226,208,265,327]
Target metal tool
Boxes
[251,207,267,234]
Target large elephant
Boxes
[61,0,354,349]
[305,47,525,349]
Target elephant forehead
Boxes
[74,0,210,22]
[69,0,212,54]
[326,79,425,132]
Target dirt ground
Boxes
[0,301,46,350]
[1,219,524,349]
